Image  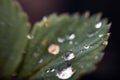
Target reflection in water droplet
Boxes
[38,59,43,63]
[98,34,103,38]
[64,51,75,61]
[57,37,65,43]
[56,66,76,79]
[27,35,34,39]
[51,69,55,72]
[67,33,76,40]
[95,22,102,29]
[48,44,60,55]
[84,45,90,49]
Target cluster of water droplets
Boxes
[57,33,77,45]
[45,67,56,73]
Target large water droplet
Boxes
[48,44,60,55]
[27,35,34,40]
[64,51,75,61]
[95,22,102,29]
[57,37,65,43]
[67,33,76,40]
[56,66,76,79]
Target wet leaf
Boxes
[18,13,110,80]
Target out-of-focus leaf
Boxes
[0,0,30,78]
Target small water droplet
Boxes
[46,68,55,73]
[98,34,103,38]
[43,16,47,21]
[84,45,90,49]
[57,37,65,43]
[87,31,95,38]
[43,16,49,27]
[27,35,34,40]
[107,33,111,37]
[69,41,73,45]
[95,22,102,29]
[67,33,76,40]
[38,59,43,63]
[64,51,75,61]
[103,41,108,46]
[51,68,55,72]
[46,69,50,73]
[56,66,76,79]
[94,55,99,60]
[48,44,60,55]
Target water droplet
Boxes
[43,16,49,27]
[48,44,60,55]
[56,66,76,79]
[38,59,43,63]
[95,22,102,29]
[98,34,103,38]
[67,33,76,40]
[27,35,34,39]
[46,68,55,73]
[69,41,73,45]
[43,16,47,21]
[84,45,90,49]
[64,51,75,61]
[94,55,99,60]
[51,68,55,72]
[46,69,50,73]
[87,31,95,38]
[107,33,111,37]
[103,41,108,46]
[57,37,65,43]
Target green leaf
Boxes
[18,13,110,80]
[0,0,30,78]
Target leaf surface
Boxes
[18,13,110,80]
